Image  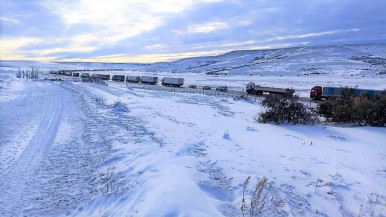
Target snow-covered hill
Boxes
[1,44,385,76]
[140,44,386,76]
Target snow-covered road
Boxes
[0,79,113,216]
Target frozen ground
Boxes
[0,69,385,217]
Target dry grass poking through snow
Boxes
[241,176,285,216]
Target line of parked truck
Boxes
[56,71,386,100]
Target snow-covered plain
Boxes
[1,66,385,217]
[1,44,386,216]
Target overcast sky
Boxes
[1,0,385,63]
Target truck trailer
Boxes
[100,74,110,80]
[310,86,386,100]
[81,73,90,78]
[112,75,125,82]
[141,76,158,85]
[126,76,141,83]
[92,74,101,80]
[161,77,184,87]
[246,82,295,96]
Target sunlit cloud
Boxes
[145,44,170,50]
[187,22,229,33]
[0,16,19,24]
[60,50,230,63]
[270,29,361,41]
[0,37,43,60]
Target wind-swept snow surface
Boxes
[0,71,385,216]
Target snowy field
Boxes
[0,69,386,217]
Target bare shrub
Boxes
[318,92,386,126]
[258,94,318,125]
[241,176,285,216]
[96,166,119,196]
[358,192,385,217]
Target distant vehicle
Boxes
[64,71,72,76]
[112,75,125,82]
[162,77,184,87]
[100,74,110,80]
[189,85,197,89]
[81,77,92,82]
[246,82,294,96]
[216,86,228,92]
[81,73,90,78]
[72,72,80,77]
[92,74,102,81]
[202,86,211,90]
[310,86,386,100]
[141,76,158,85]
[126,75,141,83]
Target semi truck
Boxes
[310,86,386,100]
[246,82,295,96]
[161,77,184,87]
[126,76,141,83]
[141,76,158,85]
[112,75,125,82]
[216,86,228,92]
[100,74,110,80]
[64,71,72,76]
[81,73,90,78]
[92,74,101,80]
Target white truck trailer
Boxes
[140,76,158,85]
[126,76,141,83]
[161,77,184,87]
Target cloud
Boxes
[145,44,170,50]
[0,16,19,24]
[270,29,361,41]
[60,49,229,63]
[187,22,229,33]
[0,37,43,60]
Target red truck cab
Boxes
[310,86,323,100]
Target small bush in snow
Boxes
[358,192,385,217]
[318,93,386,127]
[258,94,318,125]
[241,176,285,216]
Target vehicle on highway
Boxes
[189,85,197,89]
[216,86,228,92]
[202,86,211,90]
[112,75,125,82]
[81,73,90,78]
[126,76,141,83]
[141,76,158,85]
[100,74,110,80]
[162,77,184,87]
[310,86,386,100]
[246,82,294,96]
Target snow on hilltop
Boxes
[1,44,385,76]
[138,44,386,76]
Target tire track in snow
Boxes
[0,84,39,174]
[0,83,64,216]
